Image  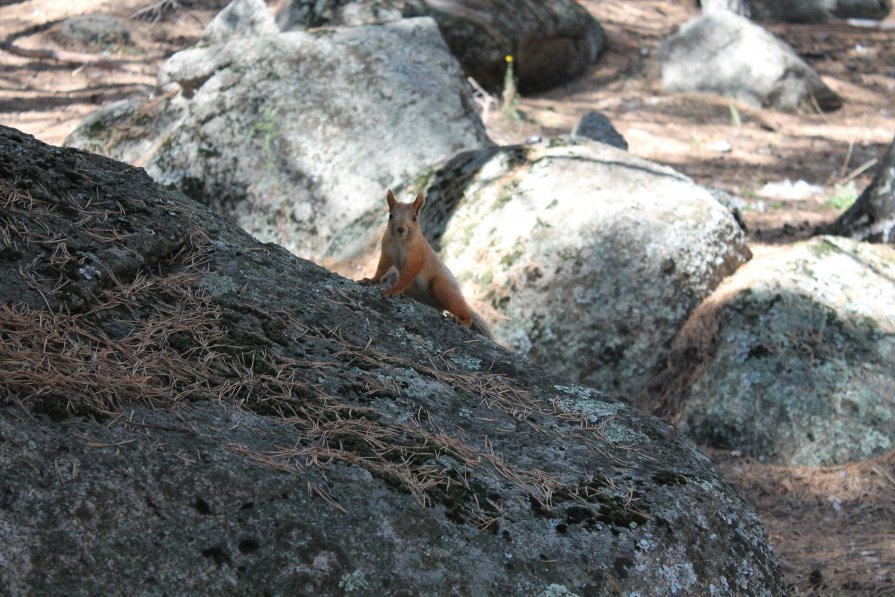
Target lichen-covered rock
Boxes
[65,17,489,264]
[274,0,605,93]
[52,14,134,52]
[404,0,605,94]
[203,0,278,44]
[641,236,895,466]
[661,11,842,112]
[274,0,402,28]
[336,138,751,395]
[749,0,892,22]
[0,126,786,595]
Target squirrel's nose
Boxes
[396,226,406,235]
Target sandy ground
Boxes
[1,0,894,593]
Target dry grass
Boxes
[710,447,895,594]
[0,272,226,415]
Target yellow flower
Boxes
[505,55,513,63]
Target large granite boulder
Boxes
[202,0,278,43]
[749,0,892,22]
[0,126,786,594]
[661,11,842,112]
[333,138,751,395]
[65,17,490,264]
[274,0,605,93]
[641,237,895,466]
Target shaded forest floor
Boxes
[1,0,894,593]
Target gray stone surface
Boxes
[203,0,278,44]
[65,18,489,264]
[571,110,628,150]
[53,14,134,52]
[749,0,892,22]
[0,125,786,596]
[661,11,842,112]
[336,138,751,395]
[274,0,350,28]
[641,236,895,466]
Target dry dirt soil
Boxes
[1,0,894,594]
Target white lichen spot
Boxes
[601,420,640,444]
[311,552,333,572]
[693,477,715,494]
[394,325,434,352]
[555,394,621,422]
[338,570,368,593]
[553,383,600,399]
[709,575,730,596]
[553,387,643,443]
[541,584,581,597]
[370,398,414,423]
[505,328,533,356]
[659,562,698,594]
[856,427,892,455]
[450,355,482,370]
[78,264,101,280]
[201,274,237,297]
[736,559,757,589]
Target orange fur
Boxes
[359,190,491,338]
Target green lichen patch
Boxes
[450,355,482,371]
[338,570,368,593]
[201,273,237,297]
[541,585,582,597]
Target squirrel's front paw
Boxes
[358,278,374,286]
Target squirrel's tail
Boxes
[470,311,493,340]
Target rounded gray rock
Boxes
[661,11,842,112]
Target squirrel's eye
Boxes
[388,213,393,220]
[412,215,417,221]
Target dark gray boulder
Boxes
[275,0,402,28]
[274,0,606,93]
[661,11,842,112]
[0,126,786,595]
[571,111,628,150]
[274,0,349,28]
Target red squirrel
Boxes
[359,190,492,339]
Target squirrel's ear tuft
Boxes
[412,192,426,214]
[386,189,397,209]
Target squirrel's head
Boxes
[386,189,425,240]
